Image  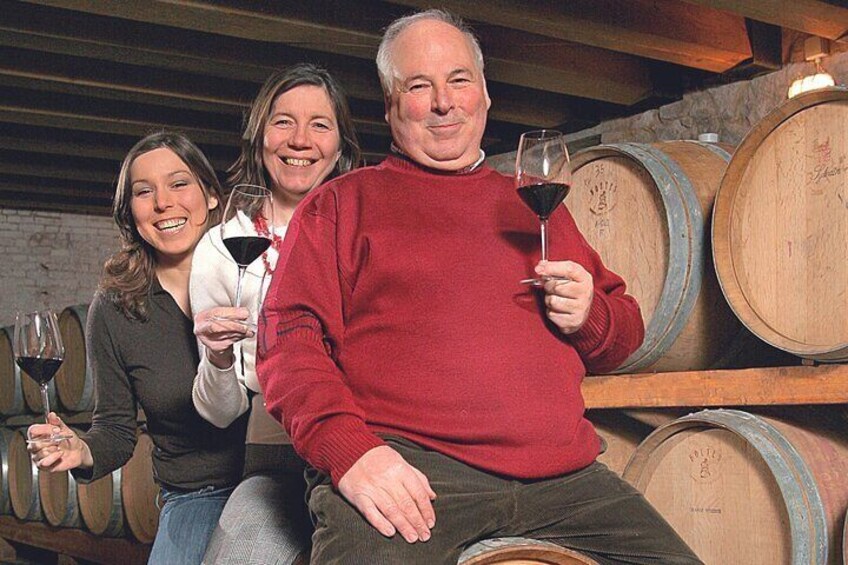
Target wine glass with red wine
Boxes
[515,129,572,286]
[14,309,72,442]
[218,184,274,327]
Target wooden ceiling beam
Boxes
[20,0,654,105]
[0,135,126,162]
[0,179,111,201]
[0,30,568,129]
[389,0,751,73]
[0,106,236,146]
[0,195,111,216]
[683,0,848,41]
[0,1,384,103]
[0,160,115,185]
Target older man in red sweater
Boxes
[258,9,702,565]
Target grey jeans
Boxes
[202,445,311,565]
[305,436,703,565]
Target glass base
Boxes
[27,432,73,445]
[520,275,571,287]
[208,315,257,330]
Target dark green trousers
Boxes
[305,437,703,565]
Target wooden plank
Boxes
[685,0,848,41]
[0,162,112,184]
[582,364,848,408]
[0,516,150,565]
[390,0,751,72]
[3,1,585,127]
[0,134,233,171]
[0,106,236,146]
[0,197,110,216]
[0,1,383,99]
[0,179,111,201]
[20,0,655,105]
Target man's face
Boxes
[385,19,491,171]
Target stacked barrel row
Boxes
[567,87,848,373]
[596,407,848,565]
[0,304,159,544]
[577,87,848,564]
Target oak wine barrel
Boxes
[843,509,847,564]
[38,427,83,527]
[458,537,599,564]
[586,411,654,476]
[77,431,159,541]
[623,409,848,564]
[569,141,742,373]
[0,326,25,417]
[712,87,848,361]
[77,467,125,537]
[121,432,159,542]
[0,428,14,514]
[8,428,41,521]
[55,304,94,412]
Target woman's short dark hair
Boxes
[102,131,224,320]
[228,63,362,189]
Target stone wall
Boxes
[0,208,119,326]
[488,50,848,172]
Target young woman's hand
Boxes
[27,412,93,472]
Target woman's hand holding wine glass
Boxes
[194,306,255,369]
[27,412,92,471]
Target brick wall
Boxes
[0,208,119,327]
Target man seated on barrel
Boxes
[257,9,703,565]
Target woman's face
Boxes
[262,84,342,207]
[129,147,218,267]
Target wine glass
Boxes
[14,309,72,442]
[218,184,274,328]
[515,129,572,286]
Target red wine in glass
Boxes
[14,309,72,442]
[218,184,274,327]
[516,182,571,220]
[515,130,572,286]
[222,236,272,267]
[16,357,63,385]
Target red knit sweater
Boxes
[257,155,644,486]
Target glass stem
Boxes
[235,266,247,308]
[41,383,51,423]
[540,217,549,263]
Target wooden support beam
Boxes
[0,161,114,184]
[0,105,236,146]
[0,179,111,201]
[4,1,584,127]
[684,0,848,41]
[390,0,751,72]
[582,364,848,409]
[0,134,233,171]
[0,516,149,565]
[20,0,654,105]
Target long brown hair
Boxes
[228,63,362,189]
[101,131,224,321]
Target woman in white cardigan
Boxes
[191,63,361,564]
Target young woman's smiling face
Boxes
[262,84,342,210]
[129,147,218,267]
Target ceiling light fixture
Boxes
[788,36,835,99]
